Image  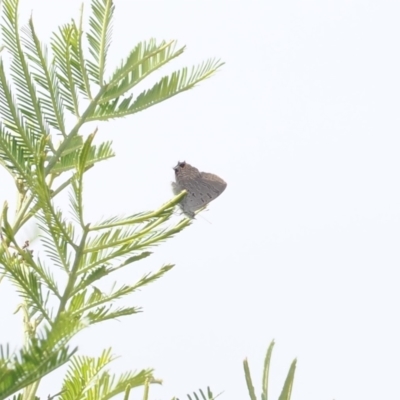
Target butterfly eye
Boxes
[179,161,186,168]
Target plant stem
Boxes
[56,226,89,317]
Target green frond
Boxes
[66,264,173,325]
[38,231,72,273]
[261,340,275,400]
[89,190,188,232]
[73,264,112,294]
[0,61,28,137]
[50,24,79,114]
[51,20,90,115]
[244,342,297,400]
[125,215,191,251]
[112,251,152,269]
[0,123,34,179]
[79,223,167,273]
[101,39,185,102]
[9,394,28,400]
[60,350,155,400]
[243,359,257,400]
[78,209,189,276]
[277,360,296,400]
[86,0,114,84]
[76,5,92,100]
[174,387,217,400]
[76,130,96,175]
[42,309,88,349]
[88,305,140,324]
[67,290,86,315]
[50,137,114,175]
[36,259,62,298]
[0,207,60,304]
[58,134,84,156]
[60,348,114,400]
[89,58,224,121]
[80,217,167,269]
[67,283,139,318]
[36,207,77,273]
[34,166,78,248]
[0,59,41,177]
[1,254,52,321]
[90,211,170,231]
[0,229,55,321]
[22,18,66,134]
[103,369,159,400]
[1,0,50,140]
[52,151,79,176]
[130,264,174,290]
[0,337,76,400]
[84,224,154,254]
[71,252,155,295]
[39,205,77,246]
[68,177,83,226]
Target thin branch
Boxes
[56,226,89,317]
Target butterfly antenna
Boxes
[196,208,212,225]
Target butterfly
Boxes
[172,161,227,218]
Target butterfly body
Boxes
[172,161,227,218]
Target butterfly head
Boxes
[173,161,187,174]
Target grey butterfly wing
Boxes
[200,172,227,196]
[182,172,227,216]
[172,162,227,218]
[179,175,208,216]
[172,180,201,217]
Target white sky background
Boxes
[0,0,400,399]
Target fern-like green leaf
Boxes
[73,265,113,294]
[0,338,76,400]
[86,0,114,84]
[35,259,61,298]
[243,358,257,400]
[79,216,184,274]
[66,264,173,325]
[101,39,185,102]
[22,18,66,134]
[67,284,139,318]
[0,61,29,138]
[87,305,140,324]
[1,255,51,321]
[244,342,297,400]
[173,387,217,400]
[89,59,224,120]
[277,360,297,400]
[36,205,77,274]
[0,123,34,179]
[1,0,50,140]
[0,58,40,180]
[261,340,275,400]
[60,349,156,400]
[51,20,91,115]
